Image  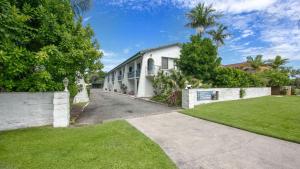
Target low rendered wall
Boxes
[182,87,271,109]
[0,92,70,131]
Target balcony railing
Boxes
[146,66,161,76]
[128,71,134,79]
[118,75,123,81]
[135,70,141,78]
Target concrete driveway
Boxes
[127,112,300,169]
[76,89,175,124]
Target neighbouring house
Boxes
[224,62,254,72]
[224,62,270,73]
[103,43,181,97]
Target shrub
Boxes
[257,70,290,87]
[152,70,202,106]
[295,89,300,95]
[240,88,246,98]
[293,78,300,88]
[213,67,264,87]
[120,84,127,94]
[167,91,182,106]
[151,95,168,103]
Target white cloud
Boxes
[224,0,300,61]
[83,16,92,22]
[99,49,121,71]
[106,0,277,13]
[241,29,254,38]
[99,49,117,57]
[103,0,300,62]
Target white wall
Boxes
[0,92,70,131]
[103,45,181,98]
[182,87,271,109]
[138,45,181,97]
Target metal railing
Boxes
[146,66,161,76]
[128,71,134,79]
[118,75,123,81]
[135,70,141,77]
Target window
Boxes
[162,57,168,69]
[129,66,133,72]
[137,63,141,70]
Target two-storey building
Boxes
[103,43,181,97]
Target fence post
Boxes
[53,92,70,127]
[182,89,194,109]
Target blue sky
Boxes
[83,0,300,71]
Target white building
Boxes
[103,43,182,98]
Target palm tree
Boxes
[246,55,264,71]
[208,24,229,47]
[71,0,92,18]
[267,55,289,69]
[186,3,222,35]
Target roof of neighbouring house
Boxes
[107,43,182,74]
[224,62,250,68]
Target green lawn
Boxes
[182,96,300,143]
[0,121,176,169]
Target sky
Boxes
[83,0,300,71]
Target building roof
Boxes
[224,62,250,68]
[107,43,181,73]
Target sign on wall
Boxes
[197,91,219,101]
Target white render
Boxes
[0,92,70,131]
[182,87,272,109]
[103,43,181,97]
[53,92,70,127]
[73,78,89,103]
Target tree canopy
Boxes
[266,55,289,70]
[185,3,221,35]
[213,67,264,87]
[246,55,265,71]
[0,0,102,93]
[177,35,221,83]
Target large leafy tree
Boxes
[186,3,221,35]
[177,35,221,83]
[0,0,102,93]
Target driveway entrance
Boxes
[76,89,175,125]
[127,112,300,169]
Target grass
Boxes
[0,121,176,169]
[182,96,300,143]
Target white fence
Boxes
[182,87,271,109]
[0,92,70,131]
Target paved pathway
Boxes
[127,112,300,169]
[76,89,175,124]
